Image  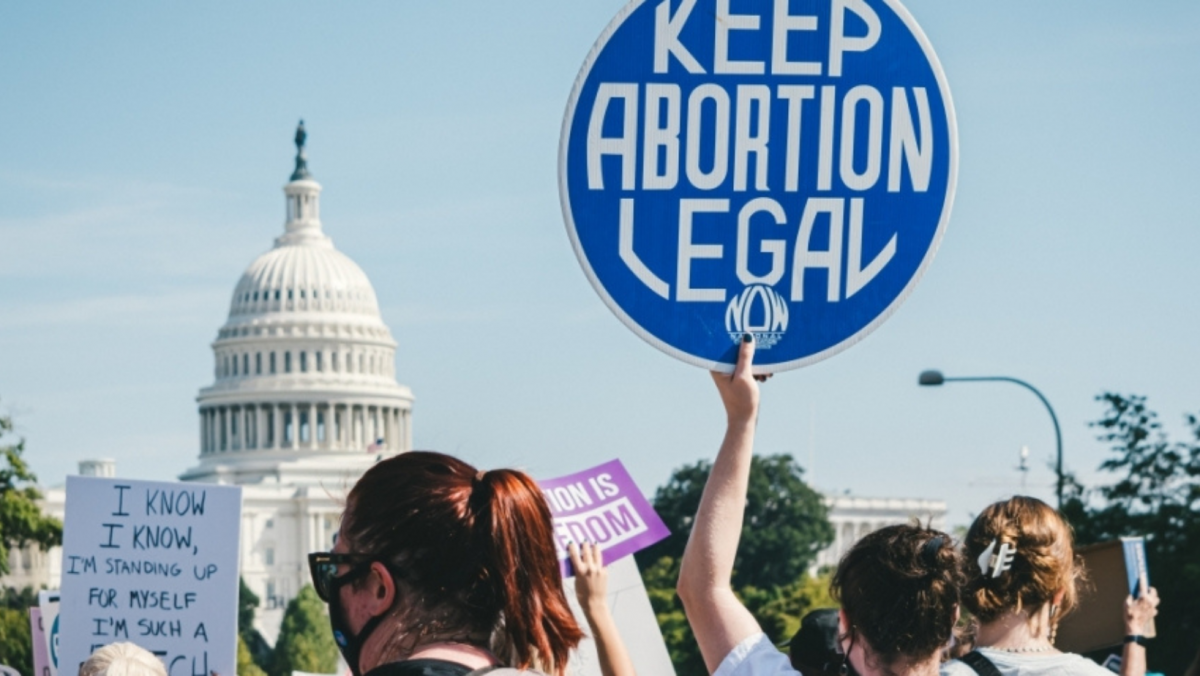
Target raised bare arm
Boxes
[676,336,764,673]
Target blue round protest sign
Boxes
[560,0,956,372]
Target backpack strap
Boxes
[959,651,1003,676]
[464,669,500,676]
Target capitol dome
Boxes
[229,245,382,320]
[182,122,414,486]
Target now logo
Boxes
[725,285,789,348]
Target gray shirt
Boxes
[942,649,1114,676]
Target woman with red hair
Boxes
[308,451,583,676]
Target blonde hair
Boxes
[961,496,1082,624]
[79,643,167,676]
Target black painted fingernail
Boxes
[743,333,753,343]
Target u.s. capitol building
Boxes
[8,124,414,642]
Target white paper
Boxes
[37,590,59,676]
[58,477,242,676]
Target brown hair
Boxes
[961,496,1080,624]
[831,524,962,666]
[341,451,583,674]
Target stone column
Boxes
[255,405,266,450]
[235,406,244,451]
[279,404,287,448]
[320,405,332,450]
[403,409,413,452]
[296,404,305,449]
[272,404,282,449]
[284,401,294,449]
[304,404,316,450]
[308,403,317,450]
[199,409,208,454]
[222,407,231,452]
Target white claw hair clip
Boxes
[977,539,1016,578]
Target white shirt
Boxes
[941,649,1114,676]
[714,633,801,676]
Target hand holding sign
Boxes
[568,542,640,676]
[569,542,610,617]
[1124,577,1160,636]
[711,336,761,424]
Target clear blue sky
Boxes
[2,2,1198,527]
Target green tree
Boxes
[239,577,272,669]
[1,586,39,611]
[238,634,269,676]
[0,606,33,676]
[636,454,833,590]
[641,555,837,673]
[0,586,40,675]
[270,584,338,676]
[239,576,261,633]
[1062,393,1200,675]
[640,556,705,676]
[740,570,838,644]
[0,405,63,576]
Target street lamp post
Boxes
[918,370,1065,509]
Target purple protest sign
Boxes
[539,458,669,576]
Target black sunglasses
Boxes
[307,552,374,603]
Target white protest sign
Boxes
[562,556,675,676]
[36,590,58,676]
[59,477,242,676]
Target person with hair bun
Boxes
[832,523,965,674]
[677,337,964,676]
[307,451,584,676]
[943,496,1159,676]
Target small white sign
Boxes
[37,590,58,676]
[563,557,675,676]
[58,477,242,676]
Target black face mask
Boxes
[327,562,394,676]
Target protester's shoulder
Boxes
[713,633,801,676]
[940,659,979,676]
[1055,653,1118,676]
[961,650,1115,676]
